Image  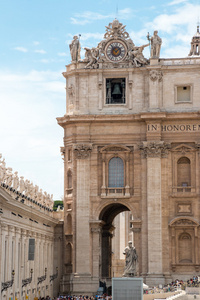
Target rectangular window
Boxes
[28,238,35,260]
[176,86,191,103]
[106,78,126,104]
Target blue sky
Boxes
[0,0,200,200]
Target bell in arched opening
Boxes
[112,83,122,95]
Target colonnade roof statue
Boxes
[0,153,54,211]
[69,19,162,69]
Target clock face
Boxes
[106,41,127,62]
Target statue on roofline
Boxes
[147,30,162,58]
[69,35,81,62]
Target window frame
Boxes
[174,84,193,104]
[104,76,128,107]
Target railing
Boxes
[107,188,125,195]
[172,186,195,193]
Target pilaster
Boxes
[74,144,92,275]
[139,141,170,285]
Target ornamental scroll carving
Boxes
[171,219,199,227]
[139,141,171,158]
[73,144,92,159]
[149,70,163,82]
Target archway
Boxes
[99,203,130,281]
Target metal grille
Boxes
[108,157,124,187]
[28,238,35,261]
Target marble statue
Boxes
[0,158,6,182]
[123,241,138,277]
[19,176,25,193]
[4,167,13,186]
[13,171,19,190]
[84,47,99,68]
[129,44,149,67]
[148,30,162,58]
[69,35,81,62]
[0,155,54,209]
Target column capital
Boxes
[73,144,93,159]
[139,141,171,158]
[90,220,105,233]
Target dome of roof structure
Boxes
[188,25,200,56]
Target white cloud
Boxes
[147,3,200,34]
[34,49,46,54]
[58,52,66,57]
[0,70,65,199]
[33,41,40,45]
[70,8,133,25]
[80,32,104,41]
[168,0,188,5]
[14,47,28,53]
[39,59,50,63]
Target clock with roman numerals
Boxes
[105,41,127,62]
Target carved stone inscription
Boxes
[147,123,200,132]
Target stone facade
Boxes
[0,159,63,300]
[57,20,200,293]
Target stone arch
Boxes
[98,202,131,280]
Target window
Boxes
[108,157,124,187]
[106,78,126,104]
[177,157,191,187]
[100,145,131,197]
[28,238,35,261]
[68,149,71,161]
[176,85,191,103]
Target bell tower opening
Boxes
[106,78,126,104]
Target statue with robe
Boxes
[69,35,81,62]
[123,241,138,277]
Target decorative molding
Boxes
[73,144,92,159]
[139,141,171,158]
[149,70,163,82]
[169,217,199,227]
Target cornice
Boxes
[57,111,200,127]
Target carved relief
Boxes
[82,19,150,69]
[139,141,171,158]
[73,144,92,159]
[104,19,129,39]
[149,70,163,82]
[177,204,192,214]
[67,84,75,105]
[170,218,199,227]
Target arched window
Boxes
[108,157,124,187]
[178,232,192,263]
[177,157,191,186]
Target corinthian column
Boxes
[139,141,170,285]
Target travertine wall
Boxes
[58,56,200,293]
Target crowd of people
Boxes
[38,277,200,299]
